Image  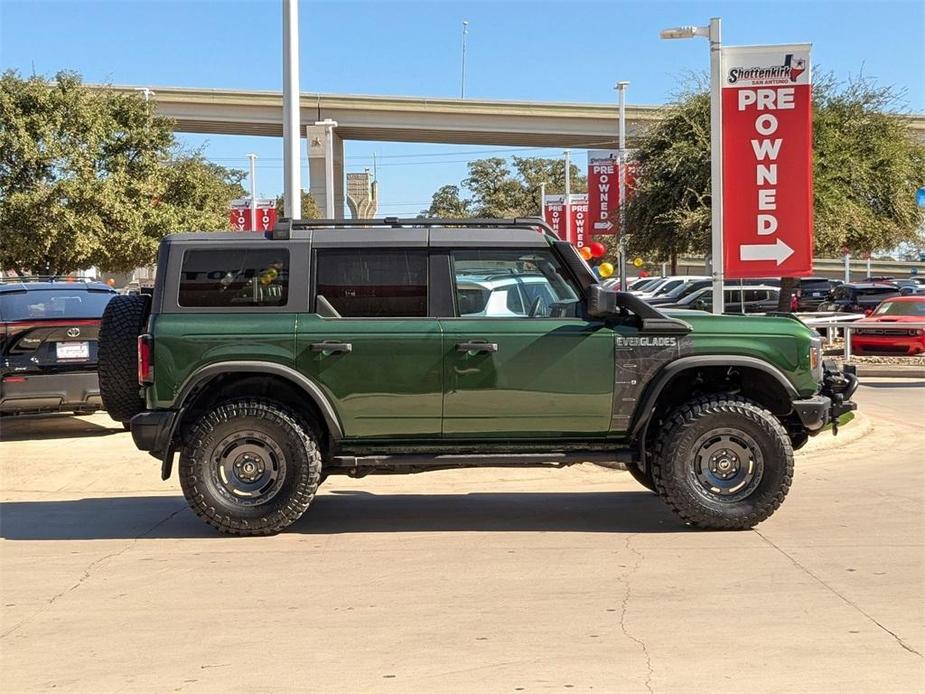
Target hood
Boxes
[662,309,814,338]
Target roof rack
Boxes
[269,216,559,240]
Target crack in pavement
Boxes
[0,503,186,640]
[753,528,922,658]
[617,533,654,694]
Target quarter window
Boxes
[451,249,581,318]
[178,249,289,307]
[315,250,427,318]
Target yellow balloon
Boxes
[598,262,615,278]
[579,246,593,261]
[633,257,644,268]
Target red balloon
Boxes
[589,242,606,259]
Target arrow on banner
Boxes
[593,220,614,231]
[739,239,795,265]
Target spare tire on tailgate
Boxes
[98,294,151,424]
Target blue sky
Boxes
[2,0,923,214]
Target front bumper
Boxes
[793,362,859,435]
[0,371,102,414]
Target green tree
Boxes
[623,75,925,293]
[274,190,321,219]
[423,156,586,218]
[424,185,472,217]
[0,71,246,275]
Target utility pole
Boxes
[248,153,258,231]
[564,150,571,244]
[615,80,629,291]
[282,0,301,219]
[460,21,469,98]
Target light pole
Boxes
[539,181,546,217]
[660,18,723,313]
[460,20,469,98]
[282,0,302,219]
[247,153,258,230]
[564,150,571,244]
[614,80,629,291]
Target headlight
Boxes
[810,336,823,382]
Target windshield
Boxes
[0,288,115,321]
[874,301,925,317]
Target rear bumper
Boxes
[793,362,859,434]
[0,371,102,414]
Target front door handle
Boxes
[309,341,352,354]
[456,341,499,353]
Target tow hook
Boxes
[822,361,859,435]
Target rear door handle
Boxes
[456,341,498,353]
[309,341,352,354]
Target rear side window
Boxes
[178,248,289,307]
[315,250,427,318]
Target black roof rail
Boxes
[270,217,558,240]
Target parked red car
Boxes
[850,296,925,356]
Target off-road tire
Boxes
[625,462,657,492]
[179,399,322,536]
[651,395,793,529]
[98,294,150,424]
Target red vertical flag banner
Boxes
[587,151,638,237]
[544,195,568,241]
[721,44,813,278]
[587,151,618,235]
[229,198,279,232]
[570,194,589,248]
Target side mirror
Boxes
[587,284,620,317]
[586,285,691,334]
[693,300,707,311]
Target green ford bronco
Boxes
[97,218,858,536]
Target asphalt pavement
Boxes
[1,380,923,693]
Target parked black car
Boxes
[794,277,844,312]
[818,282,901,314]
[0,280,117,415]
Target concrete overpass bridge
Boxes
[103,85,925,218]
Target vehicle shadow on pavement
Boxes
[0,414,123,442]
[0,491,686,540]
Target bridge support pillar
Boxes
[306,123,344,218]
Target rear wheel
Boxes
[179,399,322,536]
[98,294,150,424]
[651,395,793,529]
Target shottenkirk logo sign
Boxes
[721,44,813,278]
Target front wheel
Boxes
[179,399,322,536]
[651,395,793,529]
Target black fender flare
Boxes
[160,361,344,479]
[629,355,799,468]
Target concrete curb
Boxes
[853,365,925,379]
[799,411,873,456]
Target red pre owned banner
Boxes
[722,44,813,278]
[544,195,587,246]
[587,151,638,236]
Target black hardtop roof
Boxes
[162,217,557,249]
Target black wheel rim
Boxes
[690,428,764,502]
[210,430,287,507]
